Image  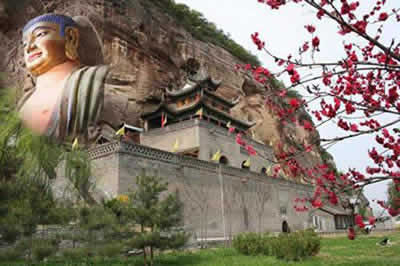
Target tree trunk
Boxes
[143,248,147,266]
[150,226,154,266]
[141,224,148,266]
[150,246,154,266]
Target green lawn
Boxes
[3,231,400,266]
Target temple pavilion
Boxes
[138,71,277,171]
[141,72,254,133]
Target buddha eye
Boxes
[36,31,48,38]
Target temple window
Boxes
[261,167,267,174]
[219,156,229,165]
[185,97,191,105]
[177,100,184,108]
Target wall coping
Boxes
[88,141,311,192]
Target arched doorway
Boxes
[219,156,229,165]
[282,220,290,233]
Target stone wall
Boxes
[141,119,276,173]
[89,141,316,239]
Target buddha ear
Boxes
[64,26,80,61]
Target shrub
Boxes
[62,247,90,261]
[32,242,57,261]
[0,247,22,261]
[233,229,320,261]
[232,232,269,255]
[95,242,123,257]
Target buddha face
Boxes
[22,21,79,76]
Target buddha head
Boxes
[22,14,80,76]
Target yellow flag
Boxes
[195,108,203,116]
[172,139,179,152]
[211,149,221,161]
[243,158,251,167]
[266,166,272,175]
[251,130,256,139]
[115,124,125,136]
[72,138,79,150]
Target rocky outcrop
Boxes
[0,0,331,178]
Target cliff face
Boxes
[0,0,330,177]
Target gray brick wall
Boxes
[89,141,319,239]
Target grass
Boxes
[2,231,400,266]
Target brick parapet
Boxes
[88,140,311,193]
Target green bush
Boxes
[32,243,57,261]
[0,247,22,261]
[232,232,268,255]
[233,229,320,261]
[61,247,90,261]
[95,242,123,257]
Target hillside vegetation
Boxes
[141,0,261,66]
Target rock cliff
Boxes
[0,0,334,179]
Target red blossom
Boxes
[312,36,320,48]
[304,144,312,153]
[286,63,295,74]
[303,120,313,131]
[290,98,301,109]
[382,128,390,138]
[311,198,323,208]
[388,207,399,217]
[352,20,367,33]
[329,191,338,205]
[368,216,376,225]
[323,72,333,86]
[279,89,287,97]
[355,214,365,228]
[305,25,316,33]
[290,71,300,83]
[236,133,246,146]
[245,144,257,156]
[317,9,325,19]
[272,165,281,177]
[348,227,356,240]
[350,123,359,132]
[302,42,309,52]
[251,32,265,50]
[378,12,389,21]
[345,102,356,114]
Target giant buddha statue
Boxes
[18,13,109,145]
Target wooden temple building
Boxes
[141,73,254,133]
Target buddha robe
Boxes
[19,65,109,145]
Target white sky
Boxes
[175,0,400,212]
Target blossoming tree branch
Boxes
[231,0,400,235]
